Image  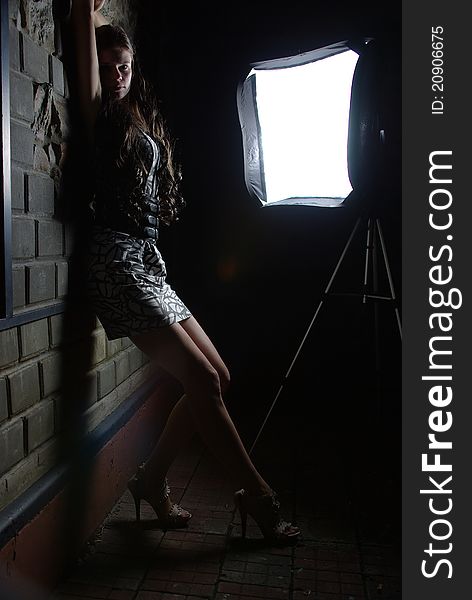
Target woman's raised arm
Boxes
[70,0,106,140]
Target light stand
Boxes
[248,209,401,455]
[242,36,401,456]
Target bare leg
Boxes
[130,317,271,497]
[144,393,194,484]
[141,317,231,486]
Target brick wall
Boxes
[1,0,146,512]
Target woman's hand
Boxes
[93,11,109,27]
[93,1,109,28]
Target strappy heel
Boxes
[127,465,192,528]
[234,488,300,544]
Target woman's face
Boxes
[98,46,133,100]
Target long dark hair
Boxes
[95,24,184,226]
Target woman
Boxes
[70,0,299,542]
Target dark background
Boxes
[136,0,401,544]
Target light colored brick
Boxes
[0,328,19,368]
[0,438,58,511]
[9,26,20,72]
[51,93,69,139]
[0,379,8,422]
[27,262,55,303]
[51,55,64,96]
[11,217,35,259]
[128,346,142,373]
[56,261,68,297]
[49,314,63,347]
[10,71,34,122]
[36,436,59,470]
[48,312,93,347]
[92,329,107,365]
[26,399,55,452]
[27,172,55,214]
[11,166,25,210]
[115,352,130,385]
[106,338,122,357]
[39,352,61,397]
[97,361,116,399]
[10,119,34,166]
[22,35,49,83]
[12,267,26,309]
[8,363,40,414]
[121,338,133,349]
[85,370,98,406]
[19,319,49,358]
[85,369,149,435]
[0,419,24,476]
[32,143,50,173]
[37,220,63,257]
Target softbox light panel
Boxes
[237,41,360,208]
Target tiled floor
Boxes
[50,415,401,600]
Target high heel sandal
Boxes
[127,465,192,528]
[234,488,300,543]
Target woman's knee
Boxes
[186,362,222,400]
[188,360,230,397]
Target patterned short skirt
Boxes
[86,225,192,340]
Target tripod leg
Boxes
[372,221,381,372]
[372,223,382,425]
[363,218,374,304]
[249,217,362,455]
[249,380,286,455]
[376,219,402,340]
